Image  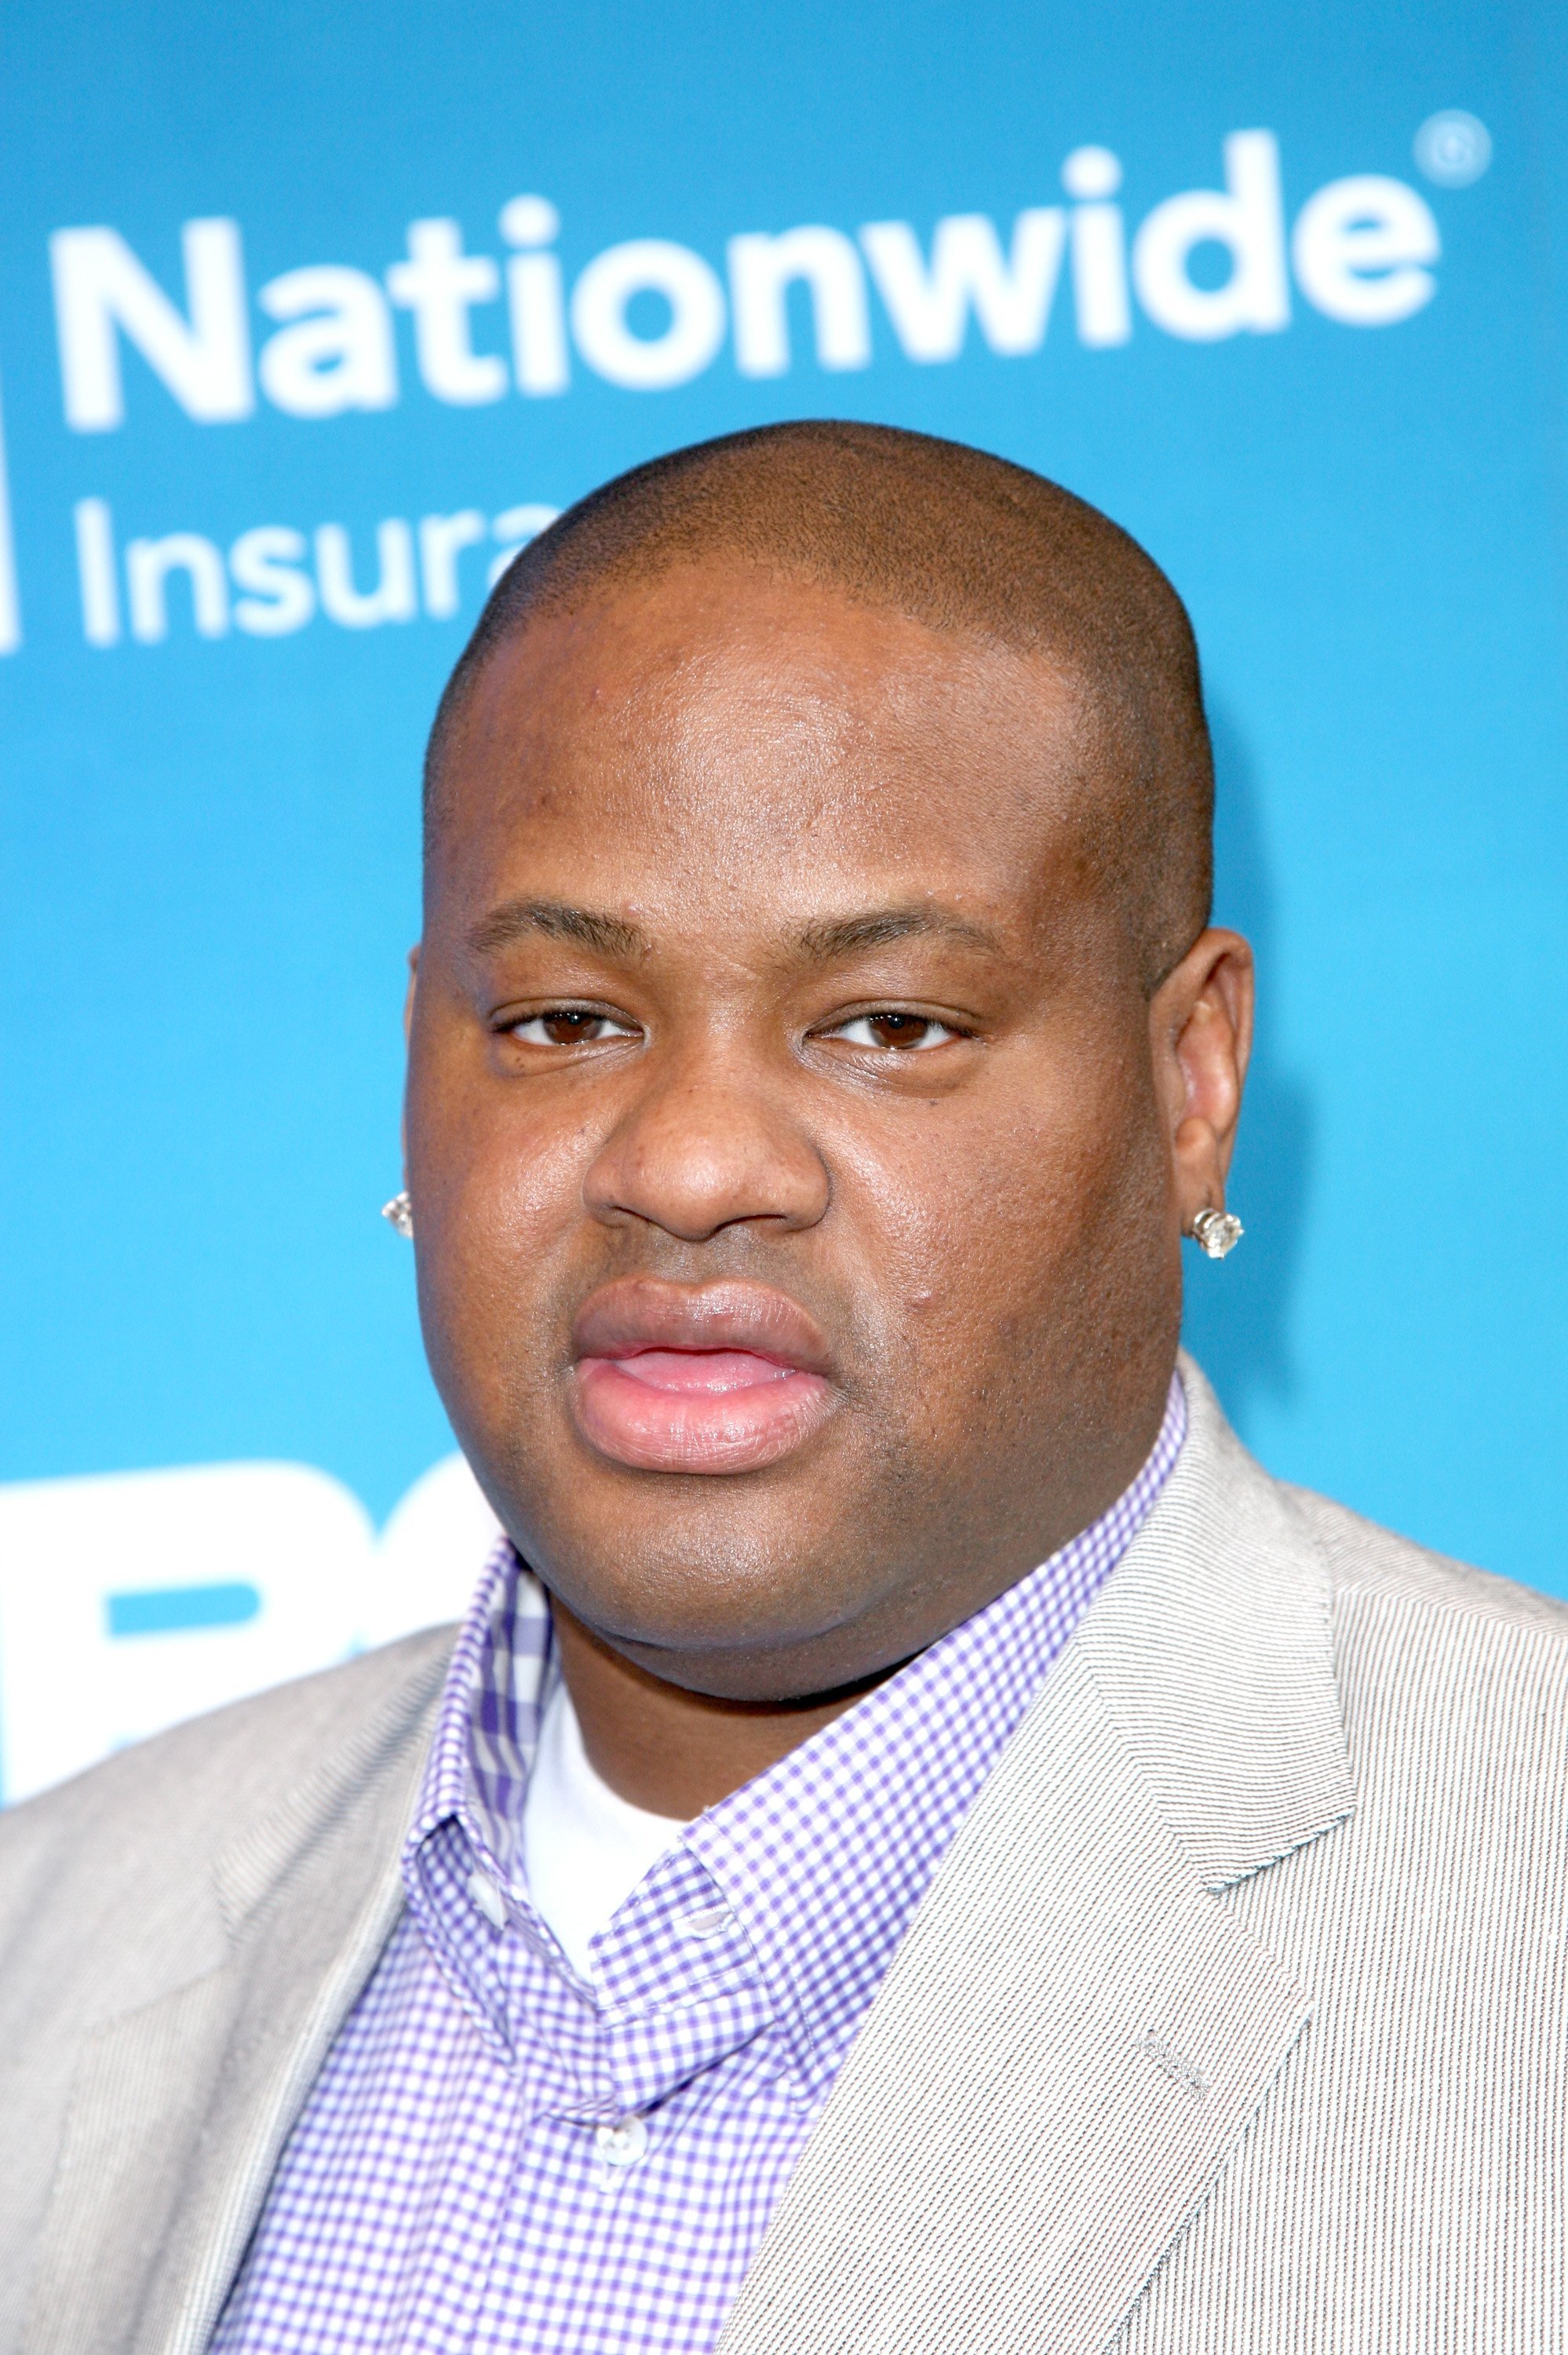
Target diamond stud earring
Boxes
[381,1191,414,1240]
[1191,1206,1244,1259]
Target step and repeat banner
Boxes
[2,1,1565,1802]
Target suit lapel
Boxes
[719,1360,1355,2355]
[23,1648,448,2355]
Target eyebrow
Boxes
[466,896,1003,965]
[796,906,1005,961]
[467,897,647,958]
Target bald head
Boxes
[425,420,1213,985]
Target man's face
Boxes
[408,563,1194,1700]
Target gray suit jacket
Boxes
[3,1359,1566,2353]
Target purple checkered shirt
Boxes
[211,1375,1185,2355]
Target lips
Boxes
[570,1279,838,1473]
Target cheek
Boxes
[859,1047,1150,1248]
[826,1041,1161,1395]
[406,1050,600,1399]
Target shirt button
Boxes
[594,2115,650,2169]
[467,1868,508,1929]
[681,1904,733,1940]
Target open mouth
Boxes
[569,1280,838,1473]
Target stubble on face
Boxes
[407,562,1183,1704]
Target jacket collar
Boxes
[1073,1350,1355,1888]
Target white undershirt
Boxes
[521,1678,691,1982]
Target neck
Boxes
[549,1600,898,1816]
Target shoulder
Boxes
[1282,1482,1568,1795]
[0,1626,455,1948]
[1177,1359,1568,1654]
[1174,1360,1568,1810]
[1287,1481,1568,1645]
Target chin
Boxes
[513,1475,888,1671]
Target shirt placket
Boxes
[464,1856,796,2355]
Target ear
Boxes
[403,942,421,1043]
[1148,928,1255,1236]
[399,945,421,1175]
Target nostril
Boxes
[582,1108,831,1240]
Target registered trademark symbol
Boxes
[1414,110,1492,188]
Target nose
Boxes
[582,1046,831,1243]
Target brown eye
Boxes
[829,1012,961,1051]
[508,1010,636,1046]
[867,1013,930,1049]
[542,1010,600,1045]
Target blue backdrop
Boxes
[2,0,1565,1800]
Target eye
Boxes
[826,1012,962,1051]
[507,1008,638,1047]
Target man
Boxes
[2,421,1564,2355]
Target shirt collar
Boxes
[407,1530,552,1885]
[407,1371,1186,2094]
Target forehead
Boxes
[429,564,1106,930]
